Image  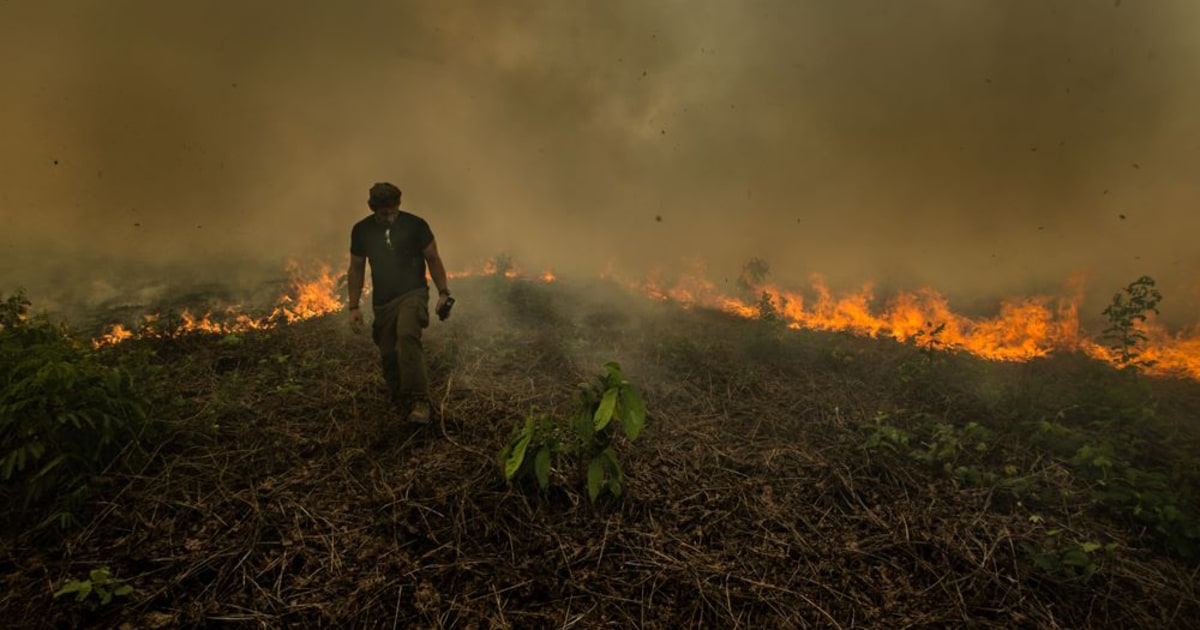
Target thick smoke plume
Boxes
[1,1,1197,323]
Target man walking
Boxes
[347,182,451,420]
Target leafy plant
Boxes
[1070,442,1200,559]
[576,362,646,501]
[863,412,912,453]
[0,291,33,329]
[498,362,646,503]
[912,321,948,360]
[1022,531,1117,583]
[1101,275,1162,368]
[910,421,992,468]
[498,412,562,491]
[0,292,150,530]
[53,566,134,608]
[865,413,1003,487]
[755,291,784,323]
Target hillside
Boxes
[3,275,1199,628]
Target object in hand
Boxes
[437,296,455,321]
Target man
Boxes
[347,182,451,420]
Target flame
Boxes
[96,323,133,345]
[271,260,343,322]
[94,262,344,346]
[95,260,560,346]
[618,270,1200,381]
[90,258,1200,381]
[448,262,556,282]
[480,259,521,279]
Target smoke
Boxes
[1,0,1197,323]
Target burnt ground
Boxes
[2,275,1199,628]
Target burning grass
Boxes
[3,275,1200,627]
[90,259,1200,382]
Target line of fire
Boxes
[92,260,1200,381]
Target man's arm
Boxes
[348,254,367,308]
[423,239,449,297]
[347,254,367,333]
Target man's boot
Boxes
[407,397,432,424]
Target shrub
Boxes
[0,291,150,530]
[53,566,134,609]
[1101,275,1162,369]
[499,362,646,502]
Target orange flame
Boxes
[619,270,1200,380]
[95,260,560,346]
[91,258,1200,381]
[95,323,133,345]
[271,260,343,323]
[448,262,556,282]
[94,262,344,346]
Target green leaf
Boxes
[587,456,605,502]
[600,448,624,497]
[114,584,134,596]
[504,433,531,481]
[53,580,87,599]
[31,454,66,482]
[1061,549,1092,568]
[575,407,593,441]
[603,361,623,385]
[1080,542,1102,554]
[618,385,646,441]
[601,447,624,482]
[534,446,551,490]
[593,387,619,431]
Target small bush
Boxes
[499,362,646,502]
[53,566,134,609]
[1101,275,1162,369]
[0,291,151,530]
[1022,530,1117,583]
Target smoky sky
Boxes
[1,0,1197,321]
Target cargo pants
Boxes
[371,288,430,404]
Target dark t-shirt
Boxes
[350,212,434,306]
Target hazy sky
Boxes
[1,0,1197,320]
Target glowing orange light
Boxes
[94,262,344,346]
[617,269,1200,381]
[91,259,1200,381]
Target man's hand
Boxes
[435,294,450,320]
[349,308,364,334]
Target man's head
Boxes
[368,182,402,223]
